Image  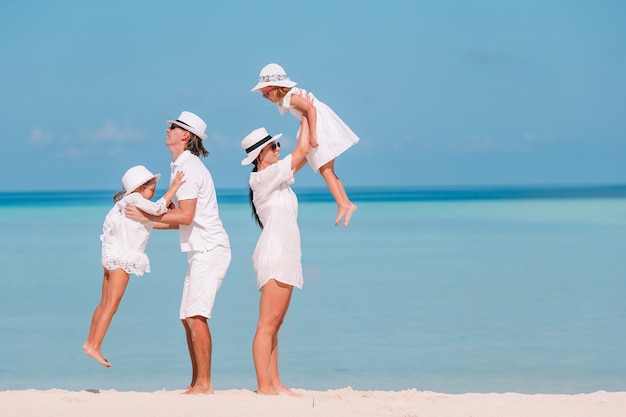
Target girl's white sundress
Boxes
[249,155,303,290]
[100,193,170,276]
[278,87,360,172]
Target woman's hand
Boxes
[298,89,314,103]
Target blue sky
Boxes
[1,0,624,192]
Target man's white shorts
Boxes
[179,245,231,320]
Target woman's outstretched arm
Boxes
[290,117,311,173]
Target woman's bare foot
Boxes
[274,384,299,396]
[255,386,279,395]
[83,343,111,367]
[335,203,357,227]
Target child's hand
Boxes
[298,89,314,104]
[310,133,319,148]
[172,171,186,188]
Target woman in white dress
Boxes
[252,63,359,227]
[83,165,184,367]
[240,119,311,395]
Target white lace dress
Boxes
[100,193,170,276]
[250,155,303,290]
[278,87,360,172]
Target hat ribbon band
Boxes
[175,119,191,127]
[245,135,273,154]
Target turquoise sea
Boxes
[0,185,625,394]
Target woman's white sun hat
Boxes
[166,111,208,140]
[241,127,283,165]
[122,165,161,196]
[250,63,297,92]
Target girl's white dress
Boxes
[278,87,360,172]
[100,193,170,276]
[249,155,303,290]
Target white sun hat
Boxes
[240,127,283,165]
[166,111,208,140]
[250,63,297,92]
[122,165,161,196]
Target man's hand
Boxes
[125,203,149,221]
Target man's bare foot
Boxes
[183,385,214,395]
[83,345,111,367]
[335,203,357,227]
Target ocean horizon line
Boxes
[1,184,625,207]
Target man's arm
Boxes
[126,198,197,226]
[153,221,178,230]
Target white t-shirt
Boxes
[171,150,230,252]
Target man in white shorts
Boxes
[126,111,230,394]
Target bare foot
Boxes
[342,203,357,227]
[274,384,299,396]
[83,344,111,367]
[335,203,357,227]
[255,386,279,395]
[335,208,347,227]
[183,385,214,395]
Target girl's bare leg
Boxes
[252,279,293,395]
[83,267,130,367]
[319,159,357,227]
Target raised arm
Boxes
[289,91,318,147]
[127,170,186,221]
[163,171,185,207]
[290,117,311,173]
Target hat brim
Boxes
[250,80,297,92]
[166,120,208,141]
[240,133,283,165]
[124,173,161,196]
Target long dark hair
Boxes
[249,162,263,229]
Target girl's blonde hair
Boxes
[274,86,292,103]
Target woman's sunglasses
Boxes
[269,141,280,150]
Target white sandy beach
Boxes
[1,388,624,417]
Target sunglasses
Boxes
[169,124,179,130]
[262,87,276,98]
[269,141,280,150]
